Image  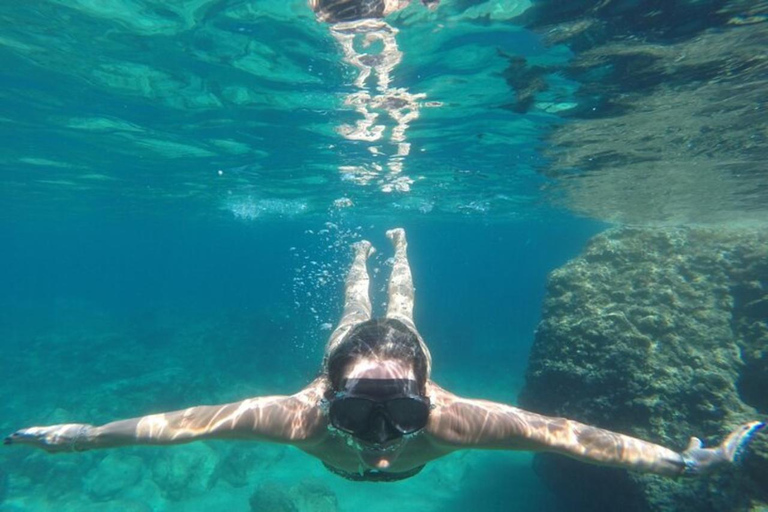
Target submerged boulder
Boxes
[248,480,338,512]
[209,444,286,489]
[249,483,297,512]
[83,453,144,501]
[520,227,768,512]
[151,443,219,501]
[292,480,339,512]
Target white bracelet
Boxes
[679,453,698,476]
[69,425,90,452]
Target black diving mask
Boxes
[330,378,430,440]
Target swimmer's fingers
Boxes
[720,421,765,462]
[4,427,50,450]
[4,424,91,453]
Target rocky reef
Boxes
[250,480,338,512]
[83,453,143,501]
[520,227,768,512]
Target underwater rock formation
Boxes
[210,446,260,488]
[150,443,219,501]
[249,483,298,512]
[520,227,768,512]
[249,480,339,512]
[209,445,286,488]
[292,480,339,512]
[83,453,143,501]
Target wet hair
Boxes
[314,0,386,22]
[326,318,428,393]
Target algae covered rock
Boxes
[249,482,297,512]
[209,444,285,488]
[83,453,144,501]
[17,450,93,500]
[248,480,339,512]
[151,443,219,501]
[293,480,339,512]
[520,227,768,512]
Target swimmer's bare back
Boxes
[5,229,765,478]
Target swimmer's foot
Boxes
[386,228,407,251]
[352,240,375,259]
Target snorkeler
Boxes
[309,0,443,193]
[4,228,765,483]
[309,0,439,24]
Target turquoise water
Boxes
[1,1,766,511]
[2,219,597,511]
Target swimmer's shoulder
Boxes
[425,380,459,408]
[296,375,331,404]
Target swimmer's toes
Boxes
[353,240,375,258]
[386,228,406,246]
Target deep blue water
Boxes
[1,0,765,511]
[1,215,601,399]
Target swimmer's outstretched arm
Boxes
[4,379,328,453]
[427,388,764,476]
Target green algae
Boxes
[522,227,768,512]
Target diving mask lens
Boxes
[329,397,375,434]
[330,395,430,436]
[384,397,430,434]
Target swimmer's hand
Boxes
[680,421,765,475]
[4,424,93,453]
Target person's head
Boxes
[326,318,429,393]
[325,318,431,446]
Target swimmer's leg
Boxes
[324,240,375,358]
[385,228,414,325]
[385,228,432,373]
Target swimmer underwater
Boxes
[4,229,765,482]
[308,0,440,24]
